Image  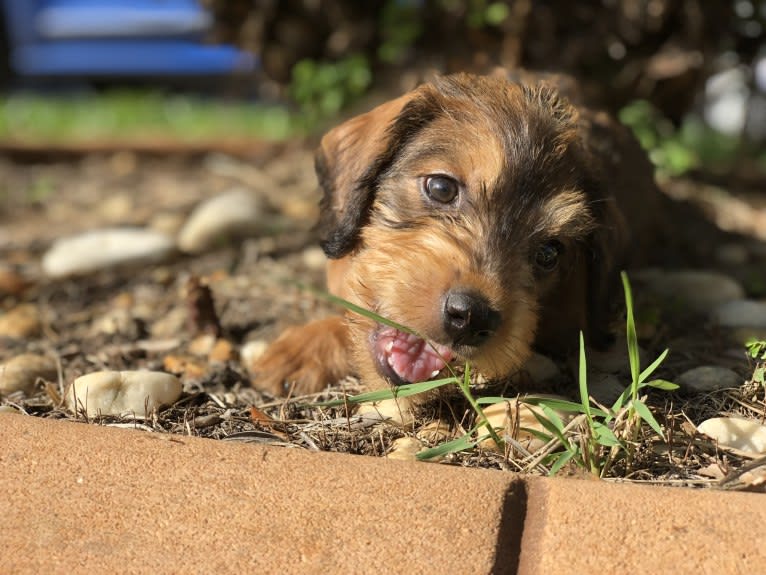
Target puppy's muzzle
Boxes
[442,290,501,347]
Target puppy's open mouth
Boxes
[372,326,454,386]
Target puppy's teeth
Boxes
[387,355,395,367]
[385,341,394,353]
[430,370,440,378]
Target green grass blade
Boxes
[518,427,553,444]
[591,421,622,447]
[549,449,577,475]
[578,331,592,419]
[638,349,669,383]
[415,433,483,460]
[312,378,455,406]
[521,396,608,418]
[642,379,679,391]
[530,409,568,444]
[630,398,665,439]
[297,283,418,335]
[476,396,517,405]
[621,271,640,387]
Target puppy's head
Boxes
[317,73,627,390]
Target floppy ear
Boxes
[585,192,629,349]
[316,92,425,258]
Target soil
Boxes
[1,143,765,490]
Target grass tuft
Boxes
[305,272,678,476]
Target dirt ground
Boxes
[1,143,765,489]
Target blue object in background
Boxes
[1,0,257,77]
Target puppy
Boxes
[252,72,663,398]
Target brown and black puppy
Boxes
[252,72,664,398]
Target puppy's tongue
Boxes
[376,328,453,383]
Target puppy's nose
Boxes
[442,291,501,347]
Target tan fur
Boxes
[250,72,661,398]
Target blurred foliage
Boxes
[209,0,763,124]
[0,91,302,142]
[290,55,372,124]
[619,100,750,176]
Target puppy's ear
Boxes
[316,92,425,258]
[585,190,629,349]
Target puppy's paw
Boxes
[249,316,351,396]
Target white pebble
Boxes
[301,247,327,270]
[480,395,571,454]
[387,437,424,461]
[42,228,175,277]
[634,269,744,312]
[240,339,269,368]
[357,398,415,426]
[677,365,742,393]
[587,372,626,405]
[64,370,181,417]
[177,189,263,254]
[712,300,766,328]
[697,417,766,455]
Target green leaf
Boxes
[578,331,592,419]
[476,396,515,405]
[642,379,679,391]
[621,271,640,388]
[312,378,455,407]
[630,399,665,439]
[298,284,418,335]
[518,427,553,444]
[530,409,568,443]
[638,348,669,383]
[591,421,622,447]
[522,396,608,417]
[416,433,482,460]
[549,449,577,475]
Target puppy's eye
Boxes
[424,175,459,203]
[534,240,563,271]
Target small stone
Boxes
[387,437,424,461]
[150,307,188,339]
[209,339,235,363]
[0,265,29,295]
[64,370,181,417]
[98,193,134,222]
[357,398,415,426]
[480,395,571,453]
[90,308,138,336]
[163,355,208,380]
[189,334,217,357]
[0,304,41,339]
[587,372,626,405]
[697,417,766,455]
[715,243,749,266]
[302,247,327,270]
[0,354,58,395]
[635,269,744,312]
[177,189,263,254]
[241,340,269,368]
[712,300,766,328]
[677,365,742,393]
[587,336,646,374]
[42,228,175,277]
[148,212,186,236]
